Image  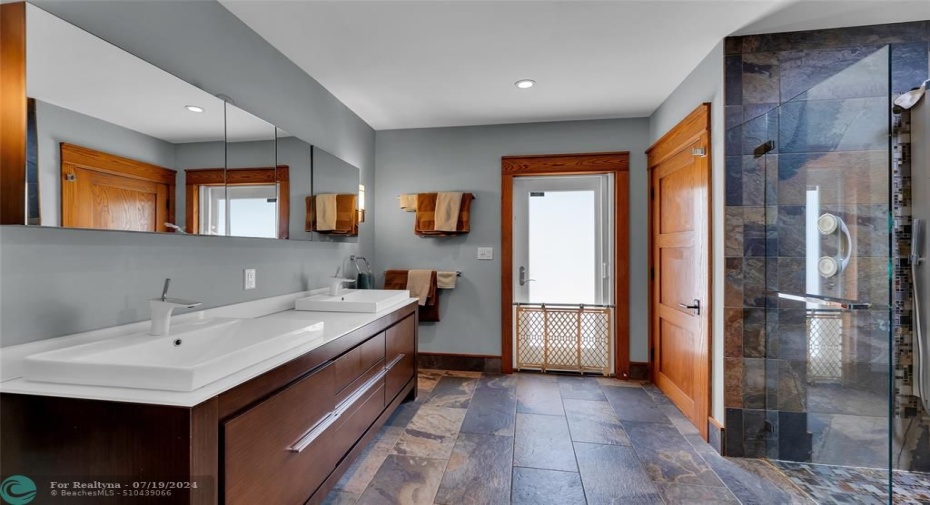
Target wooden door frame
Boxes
[646,103,712,438]
[1,2,26,225]
[60,142,176,232]
[501,152,630,376]
[185,166,290,239]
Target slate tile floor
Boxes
[774,461,930,505]
[324,370,816,505]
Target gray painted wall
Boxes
[647,41,725,422]
[373,118,650,360]
[1,1,375,346]
[35,100,178,227]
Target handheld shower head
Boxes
[914,219,924,266]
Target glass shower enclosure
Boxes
[727,44,907,501]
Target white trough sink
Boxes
[22,317,325,392]
[295,289,411,313]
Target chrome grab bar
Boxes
[774,291,871,310]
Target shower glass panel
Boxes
[730,45,894,501]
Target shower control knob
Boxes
[819,256,839,278]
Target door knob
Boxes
[519,266,536,286]
[678,299,701,315]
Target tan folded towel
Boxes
[415,193,474,236]
[315,194,338,231]
[434,192,463,231]
[407,269,434,306]
[437,271,457,289]
[399,194,418,212]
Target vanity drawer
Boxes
[385,316,416,404]
[385,352,414,405]
[224,363,335,505]
[329,378,386,465]
[386,316,414,361]
[333,332,385,396]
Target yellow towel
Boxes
[437,271,457,289]
[407,269,433,306]
[434,192,463,231]
[316,194,337,230]
[399,194,418,212]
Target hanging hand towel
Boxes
[407,269,434,306]
[437,271,457,289]
[315,194,338,231]
[434,192,464,232]
[399,194,418,212]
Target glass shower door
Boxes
[728,45,893,501]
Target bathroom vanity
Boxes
[0,299,418,505]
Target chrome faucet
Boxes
[149,278,201,336]
[329,267,354,296]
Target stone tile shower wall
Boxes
[722,21,930,472]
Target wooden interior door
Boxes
[60,143,175,232]
[64,165,166,231]
[648,104,711,438]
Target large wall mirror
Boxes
[26,4,225,233]
[13,4,360,242]
[310,147,362,241]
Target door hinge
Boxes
[166,198,170,210]
[650,187,655,200]
[650,267,655,281]
[64,174,76,182]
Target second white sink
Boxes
[295,289,411,313]
[22,317,325,392]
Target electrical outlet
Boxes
[477,247,494,260]
[244,268,256,290]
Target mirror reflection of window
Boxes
[228,185,278,239]
[199,186,227,236]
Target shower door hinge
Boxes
[763,419,777,440]
[753,140,776,158]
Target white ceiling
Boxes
[221,0,930,131]
[27,4,274,144]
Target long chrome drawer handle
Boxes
[287,412,339,453]
[385,353,405,370]
[289,359,397,453]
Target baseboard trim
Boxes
[417,352,502,374]
[708,416,725,455]
[629,361,649,380]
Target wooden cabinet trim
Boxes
[1,2,26,225]
[217,302,415,420]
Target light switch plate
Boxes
[477,247,494,260]
[244,268,256,290]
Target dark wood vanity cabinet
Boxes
[0,303,418,505]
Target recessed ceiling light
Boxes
[185,105,205,113]
[514,79,536,89]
